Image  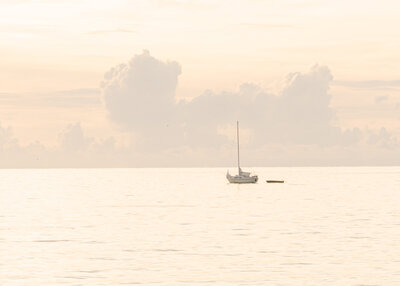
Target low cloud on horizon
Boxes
[1,51,399,168]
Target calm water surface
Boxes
[1,167,400,285]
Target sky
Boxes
[0,0,400,167]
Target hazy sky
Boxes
[1,0,399,167]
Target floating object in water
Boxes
[266,180,284,183]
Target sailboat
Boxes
[226,121,258,184]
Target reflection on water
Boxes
[1,167,400,285]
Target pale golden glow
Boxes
[0,0,399,166]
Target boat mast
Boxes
[237,121,240,174]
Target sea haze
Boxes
[1,167,399,285]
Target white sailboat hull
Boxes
[226,173,258,184]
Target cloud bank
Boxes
[1,51,399,167]
[101,51,362,150]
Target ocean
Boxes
[1,167,399,285]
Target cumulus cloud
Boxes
[56,123,127,167]
[97,51,400,166]
[366,127,399,150]
[181,65,344,147]
[0,123,17,150]
[1,52,400,168]
[0,122,122,168]
[102,50,181,128]
[102,52,359,150]
[60,122,92,152]
[0,123,48,168]
[102,50,184,149]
